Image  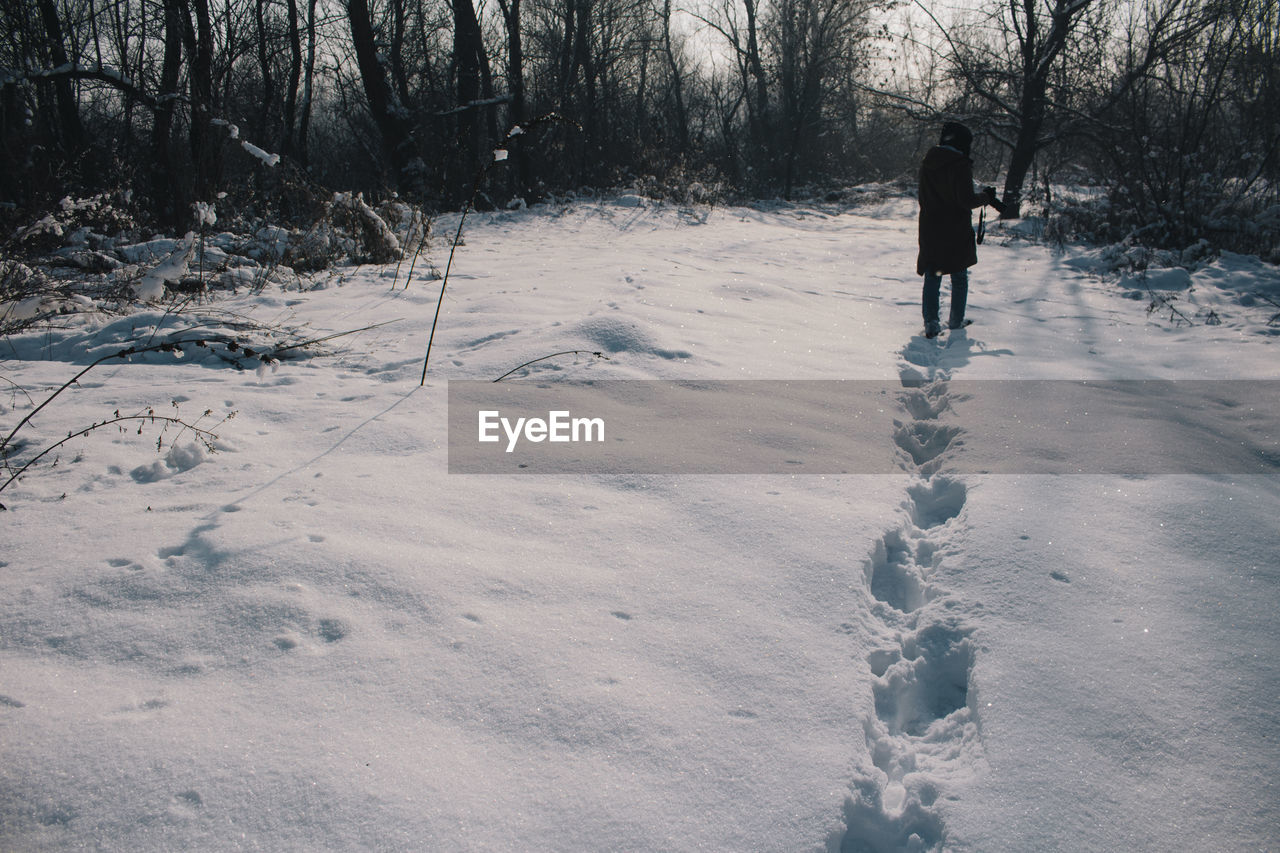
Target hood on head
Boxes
[940,121,973,156]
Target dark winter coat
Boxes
[916,145,988,276]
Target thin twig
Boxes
[1144,285,1193,326]
[493,350,610,382]
[391,208,432,290]
[144,292,199,347]
[399,210,434,290]
[419,186,476,386]
[2,337,250,459]
[0,375,36,410]
[1,349,138,456]
[418,113,577,386]
[269,318,402,357]
[1256,293,1280,325]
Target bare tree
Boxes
[906,0,1111,217]
[1093,0,1279,250]
[153,0,186,221]
[660,0,689,153]
[902,0,1210,219]
[769,0,880,195]
[697,0,885,193]
[184,0,220,201]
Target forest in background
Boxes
[1,0,1277,257]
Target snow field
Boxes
[2,196,1278,851]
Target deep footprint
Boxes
[867,530,927,612]
[839,778,945,853]
[898,385,952,421]
[893,421,962,469]
[906,477,967,529]
[873,620,975,737]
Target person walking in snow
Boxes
[916,121,1000,339]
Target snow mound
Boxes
[1122,267,1193,292]
[573,316,691,360]
[129,442,207,483]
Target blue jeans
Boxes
[922,269,969,330]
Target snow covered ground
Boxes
[2,195,1278,851]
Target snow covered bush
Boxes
[631,162,728,208]
[0,262,52,334]
[329,192,403,264]
[6,193,138,255]
[234,193,412,274]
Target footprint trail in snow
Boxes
[838,333,982,853]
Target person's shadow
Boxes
[931,327,1014,373]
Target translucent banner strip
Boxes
[447,380,1280,475]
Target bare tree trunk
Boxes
[559,0,577,102]
[297,0,318,164]
[497,0,530,194]
[253,0,275,144]
[36,0,85,153]
[743,0,769,156]
[108,0,138,159]
[391,0,409,106]
[347,0,417,190]
[283,0,302,156]
[662,0,689,152]
[571,0,598,173]
[452,0,485,180]
[1,80,21,199]
[152,0,184,224]
[1001,78,1049,219]
[998,0,1096,218]
[184,0,219,202]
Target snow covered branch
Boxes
[435,95,514,118]
[1,63,180,113]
